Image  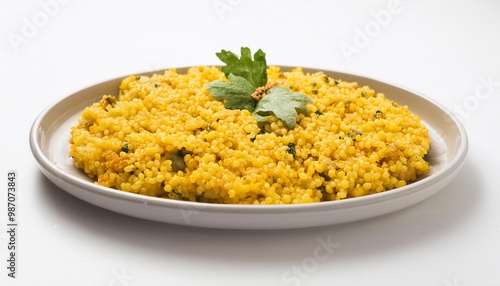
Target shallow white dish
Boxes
[30,67,468,230]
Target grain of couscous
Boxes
[69,66,430,204]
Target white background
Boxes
[1,0,500,285]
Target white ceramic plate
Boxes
[30,67,468,230]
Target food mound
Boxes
[69,65,430,204]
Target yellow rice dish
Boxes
[69,66,430,204]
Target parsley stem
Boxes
[250,82,278,102]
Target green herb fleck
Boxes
[105,96,115,107]
[317,184,326,192]
[315,110,323,116]
[312,89,318,95]
[120,143,129,153]
[323,76,330,83]
[195,194,208,202]
[347,128,362,141]
[352,128,362,136]
[172,148,188,172]
[171,189,188,200]
[361,91,367,98]
[286,143,296,155]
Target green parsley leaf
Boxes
[207,47,313,130]
[216,47,267,88]
[286,143,296,155]
[253,86,312,129]
[120,143,129,153]
[206,74,257,112]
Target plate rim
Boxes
[29,66,469,226]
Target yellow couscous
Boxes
[69,66,430,204]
